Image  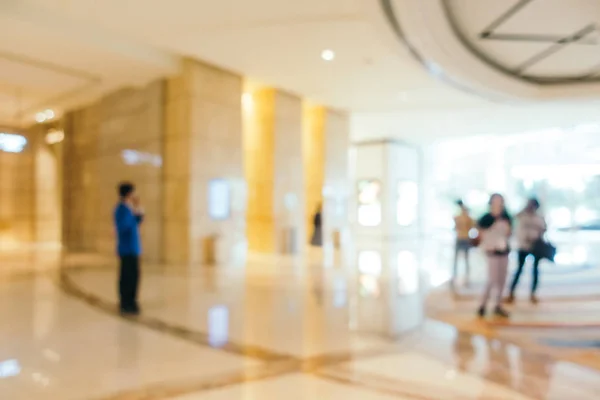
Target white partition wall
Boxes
[351,140,424,337]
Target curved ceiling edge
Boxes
[378,0,507,102]
[382,0,600,101]
[441,2,600,85]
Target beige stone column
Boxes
[31,125,62,246]
[302,104,325,243]
[243,86,304,254]
[323,109,350,252]
[164,59,245,265]
[302,107,350,260]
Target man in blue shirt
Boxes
[114,182,144,315]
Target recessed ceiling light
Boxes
[321,49,335,61]
[44,109,55,119]
[35,112,47,123]
[45,129,64,145]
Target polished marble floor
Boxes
[2,245,600,399]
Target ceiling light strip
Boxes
[480,0,534,37]
[514,23,597,74]
[481,33,598,46]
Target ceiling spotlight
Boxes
[44,109,55,120]
[321,49,335,61]
[45,129,64,145]
[35,112,47,123]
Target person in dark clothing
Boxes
[477,193,512,319]
[310,204,323,247]
[507,198,546,304]
[114,182,144,315]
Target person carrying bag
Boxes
[507,198,548,304]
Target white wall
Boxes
[350,99,600,144]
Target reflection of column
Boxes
[352,140,423,336]
[354,243,423,336]
[244,86,304,254]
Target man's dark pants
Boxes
[119,255,140,310]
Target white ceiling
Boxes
[446,0,600,79]
[0,0,485,128]
[352,99,600,144]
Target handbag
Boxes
[532,237,556,262]
[469,229,481,247]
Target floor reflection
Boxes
[1,244,600,399]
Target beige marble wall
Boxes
[29,124,62,245]
[164,59,245,265]
[323,110,350,247]
[0,131,34,248]
[63,81,165,262]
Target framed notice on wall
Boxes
[357,179,382,226]
[208,179,230,220]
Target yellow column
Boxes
[302,103,326,242]
[243,88,276,252]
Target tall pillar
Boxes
[351,140,423,337]
[164,59,245,265]
[323,109,350,263]
[243,86,304,254]
[31,125,62,246]
[303,106,350,260]
[302,104,325,244]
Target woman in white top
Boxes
[507,198,546,304]
[477,193,512,318]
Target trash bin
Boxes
[203,235,217,265]
[281,227,298,255]
[333,230,341,249]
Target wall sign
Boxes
[357,179,382,226]
[209,179,231,220]
[0,133,27,153]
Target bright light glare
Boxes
[0,359,21,378]
[0,133,27,153]
[358,204,381,226]
[397,181,418,226]
[44,109,55,119]
[35,109,55,123]
[547,207,571,228]
[121,150,162,166]
[45,129,64,145]
[241,93,253,110]
[207,305,229,347]
[321,49,335,61]
[573,246,588,264]
[397,251,419,295]
[358,251,382,276]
